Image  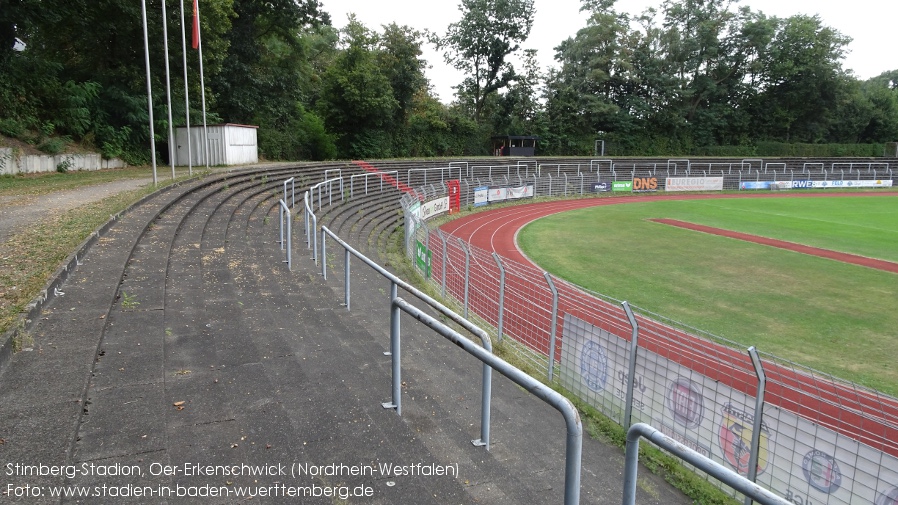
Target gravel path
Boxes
[0,177,154,243]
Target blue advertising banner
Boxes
[740,181,773,190]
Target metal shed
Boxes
[175,123,259,167]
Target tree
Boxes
[317,16,398,158]
[749,14,852,142]
[435,0,535,121]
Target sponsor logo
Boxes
[592,182,611,192]
[801,449,842,494]
[658,422,712,458]
[633,177,658,191]
[717,403,769,475]
[877,486,898,505]
[579,340,608,392]
[612,181,632,192]
[740,181,772,190]
[667,378,704,429]
[791,180,814,189]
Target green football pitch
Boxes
[517,194,898,395]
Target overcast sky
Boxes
[319,0,897,103]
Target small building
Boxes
[175,123,258,167]
[492,135,539,157]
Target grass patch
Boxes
[517,196,898,395]
[0,169,190,337]
[0,166,158,197]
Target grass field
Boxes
[517,195,898,396]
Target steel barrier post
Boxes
[278,200,285,248]
[344,249,351,310]
[545,272,559,382]
[621,301,639,428]
[745,346,767,505]
[492,252,506,343]
[321,229,327,278]
[304,193,311,248]
[458,238,471,319]
[383,282,401,414]
[312,214,318,264]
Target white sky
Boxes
[320,0,897,103]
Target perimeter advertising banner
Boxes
[591,182,612,193]
[473,186,489,207]
[415,240,431,278]
[612,181,633,192]
[813,180,894,189]
[475,185,535,205]
[560,313,898,504]
[633,177,659,192]
[665,177,724,192]
[488,186,508,202]
[420,196,449,220]
[741,181,774,190]
[506,185,534,199]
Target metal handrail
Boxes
[318,224,493,450]
[623,423,789,505]
[393,296,582,505]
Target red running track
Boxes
[437,192,898,458]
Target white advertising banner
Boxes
[473,186,489,207]
[507,185,534,199]
[488,186,508,202]
[665,177,724,192]
[812,180,894,189]
[560,314,898,503]
[420,196,449,220]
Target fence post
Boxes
[439,230,449,298]
[312,214,318,264]
[621,301,640,429]
[458,238,471,319]
[745,346,767,505]
[304,193,311,249]
[278,200,285,248]
[544,272,559,382]
[321,229,327,279]
[383,282,401,414]
[492,252,506,343]
[344,249,351,310]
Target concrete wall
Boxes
[0,148,127,175]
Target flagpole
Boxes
[180,0,192,176]
[161,0,175,180]
[140,0,158,185]
[195,0,210,168]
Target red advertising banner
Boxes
[448,179,461,214]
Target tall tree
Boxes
[435,0,536,121]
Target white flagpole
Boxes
[161,0,175,180]
[195,0,210,168]
[140,0,158,185]
[180,0,192,176]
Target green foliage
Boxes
[435,0,536,121]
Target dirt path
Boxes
[0,178,154,243]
